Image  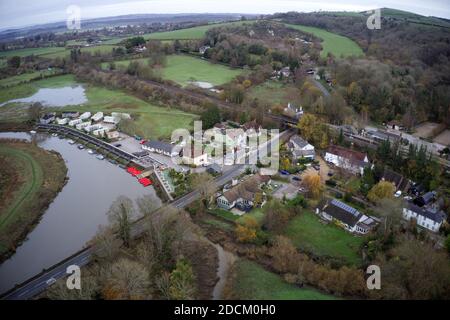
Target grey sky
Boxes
[1,0,449,30]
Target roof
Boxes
[292,149,315,158]
[207,163,222,173]
[290,135,310,149]
[406,202,446,223]
[382,168,410,191]
[414,191,436,207]
[327,145,367,162]
[144,140,174,153]
[322,199,362,227]
[221,174,269,203]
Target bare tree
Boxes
[27,102,43,122]
[107,196,135,247]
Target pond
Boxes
[0,132,161,294]
[0,86,88,107]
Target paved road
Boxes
[310,77,331,97]
[1,130,288,300]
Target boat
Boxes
[96,155,105,160]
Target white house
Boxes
[76,122,91,130]
[106,131,120,140]
[324,145,370,175]
[84,124,103,133]
[403,202,446,233]
[289,135,315,160]
[91,112,104,122]
[316,199,378,234]
[68,119,82,127]
[79,112,92,121]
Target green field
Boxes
[246,80,300,107]
[41,45,119,59]
[144,21,251,40]
[162,55,243,86]
[229,259,335,300]
[0,69,61,88]
[284,23,363,58]
[284,211,365,266]
[0,47,66,58]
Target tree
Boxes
[136,194,159,217]
[373,198,402,237]
[262,200,293,233]
[360,167,375,196]
[367,180,395,203]
[268,236,300,273]
[27,102,43,122]
[7,56,20,69]
[302,172,322,199]
[169,259,196,300]
[235,216,259,243]
[190,172,217,206]
[200,105,221,129]
[103,258,150,299]
[107,196,135,247]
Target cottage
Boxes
[403,201,446,232]
[381,168,411,192]
[324,145,370,175]
[289,135,315,160]
[316,199,378,234]
[142,140,178,157]
[217,174,270,211]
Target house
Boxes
[93,128,108,137]
[199,45,210,55]
[103,116,120,124]
[381,168,410,192]
[84,124,103,133]
[182,144,208,166]
[61,111,80,119]
[217,174,270,210]
[289,135,315,160]
[403,201,446,232]
[79,112,92,121]
[387,120,404,131]
[279,67,291,78]
[316,199,378,234]
[413,191,436,207]
[39,113,55,124]
[142,140,178,157]
[106,131,120,140]
[284,103,304,119]
[76,122,91,130]
[324,145,370,175]
[91,112,104,122]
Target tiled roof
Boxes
[327,145,367,162]
[323,199,362,227]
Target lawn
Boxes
[236,208,265,224]
[40,45,119,59]
[0,74,198,139]
[229,259,336,300]
[144,21,251,40]
[284,23,364,58]
[162,55,243,86]
[0,141,67,259]
[284,210,365,266]
[0,69,62,88]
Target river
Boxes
[0,132,161,294]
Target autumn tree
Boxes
[268,236,300,273]
[367,180,395,203]
[262,200,293,233]
[302,172,323,199]
[190,172,217,207]
[235,216,259,243]
[107,196,135,247]
[27,102,43,122]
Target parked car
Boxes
[114,143,122,148]
[279,170,290,175]
[134,135,142,141]
[292,176,301,181]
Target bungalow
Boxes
[403,201,446,232]
[381,168,411,192]
[142,140,179,157]
[324,145,370,175]
[217,174,270,210]
[316,198,378,234]
[91,112,104,122]
[289,135,315,160]
[79,112,91,121]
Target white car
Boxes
[394,190,402,198]
[46,277,57,286]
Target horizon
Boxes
[1,0,450,31]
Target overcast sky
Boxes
[1,0,449,30]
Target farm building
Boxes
[316,199,378,234]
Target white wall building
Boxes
[91,112,104,122]
[403,202,446,233]
[104,116,120,124]
[56,117,69,125]
[324,145,370,175]
[79,112,92,121]
[68,119,82,127]
[76,122,91,130]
